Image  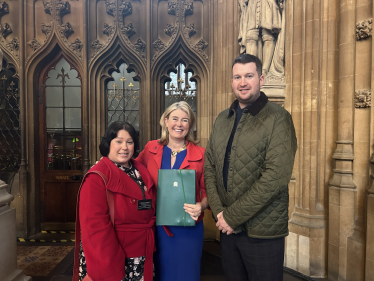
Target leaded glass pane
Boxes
[106,63,140,132]
[65,108,81,129]
[46,108,63,129]
[46,87,63,107]
[0,66,20,172]
[65,87,81,107]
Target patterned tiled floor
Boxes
[17,246,74,277]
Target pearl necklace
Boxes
[171,144,187,157]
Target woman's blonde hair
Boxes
[158,101,198,145]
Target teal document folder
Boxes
[156,169,196,226]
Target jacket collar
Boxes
[101,157,154,200]
[146,140,203,169]
[228,91,268,118]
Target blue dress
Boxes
[154,146,204,281]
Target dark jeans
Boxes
[220,231,285,281]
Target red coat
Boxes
[136,140,206,223]
[73,157,156,281]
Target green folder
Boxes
[156,169,196,226]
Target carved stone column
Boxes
[285,0,338,277]
[327,0,356,280]
[366,5,374,279]
[205,0,240,240]
[0,180,30,281]
[366,172,374,280]
[345,4,373,280]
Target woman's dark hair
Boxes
[99,121,139,157]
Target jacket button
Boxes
[232,146,236,150]
[130,199,136,204]
[237,128,241,131]
[229,167,233,171]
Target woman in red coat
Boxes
[136,101,208,281]
[73,121,156,281]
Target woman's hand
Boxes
[184,203,203,221]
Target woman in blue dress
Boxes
[137,101,208,281]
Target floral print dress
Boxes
[79,163,155,281]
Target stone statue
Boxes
[238,0,284,75]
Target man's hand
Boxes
[216,211,234,235]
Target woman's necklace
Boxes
[170,144,187,157]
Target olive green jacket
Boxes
[204,92,297,238]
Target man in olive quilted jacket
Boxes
[204,54,297,281]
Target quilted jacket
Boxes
[204,92,297,239]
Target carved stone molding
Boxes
[103,23,115,37]
[0,36,18,62]
[89,22,117,65]
[70,38,83,53]
[356,18,372,41]
[354,90,371,108]
[55,0,70,18]
[120,23,136,38]
[59,22,74,39]
[265,72,286,84]
[119,1,132,19]
[90,39,103,50]
[180,2,209,63]
[0,1,9,18]
[0,23,12,38]
[168,2,177,15]
[152,1,180,65]
[27,38,42,51]
[6,37,19,51]
[42,0,52,15]
[165,23,177,37]
[43,0,71,22]
[105,1,116,17]
[195,39,208,52]
[153,39,166,53]
[42,23,52,38]
[134,38,146,53]
[185,23,196,37]
[184,2,193,16]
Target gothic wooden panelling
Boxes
[0,1,20,64]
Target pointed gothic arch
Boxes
[150,37,209,142]
[23,40,84,233]
[88,37,147,163]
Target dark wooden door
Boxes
[39,56,83,230]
